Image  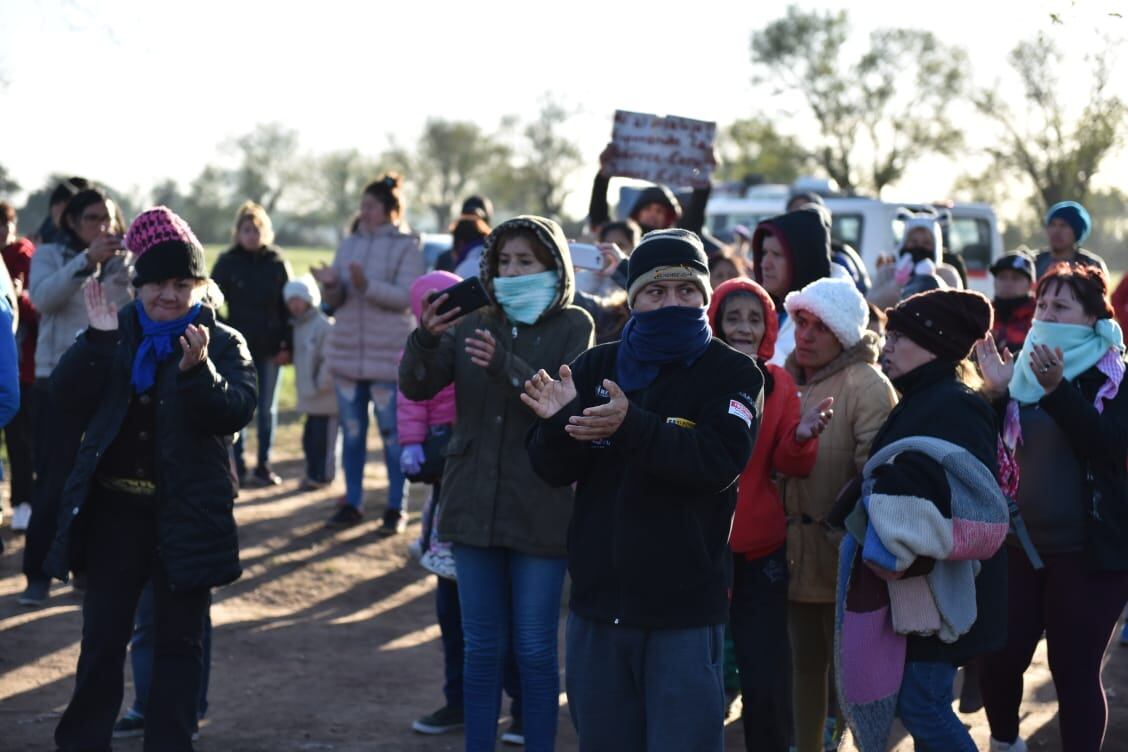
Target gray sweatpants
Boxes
[565,612,725,752]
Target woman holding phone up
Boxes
[20,187,134,607]
[400,216,594,751]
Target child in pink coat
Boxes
[398,271,459,577]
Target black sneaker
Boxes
[501,717,524,746]
[411,704,464,734]
[18,579,50,607]
[325,504,363,529]
[376,508,407,537]
[252,465,282,486]
[112,713,145,739]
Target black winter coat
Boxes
[526,338,763,629]
[866,360,1007,664]
[1008,358,1128,572]
[44,304,257,590]
[211,244,292,359]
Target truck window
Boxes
[831,214,863,250]
[948,218,992,272]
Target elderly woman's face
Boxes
[139,278,200,321]
[880,329,937,380]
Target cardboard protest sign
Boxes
[607,110,716,187]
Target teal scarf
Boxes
[493,271,557,325]
[1008,318,1124,405]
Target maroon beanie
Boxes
[125,206,207,287]
[886,289,994,362]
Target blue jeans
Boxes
[453,544,567,752]
[896,661,975,752]
[336,379,404,512]
[233,356,280,471]
[436,575,522,716]
[565,613,725,752]
[128,581,213,720]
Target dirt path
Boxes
[2,415,1127,751]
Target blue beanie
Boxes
[1045,201,1092,245]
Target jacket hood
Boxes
[708,277,779,360]
[752,208,832,298]
[410,270,462,320]
[785,330,882,386]
[899,215,943,264]
[629,185,682,227]
[480,215,575,321]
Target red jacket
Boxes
[2,238,36,384]
[708,278,818,559]
[991,295,1034,355]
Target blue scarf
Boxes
[493,271,557,325]
[132,300,203,393]
[1008,318,1124,405]
[616,306,712,392]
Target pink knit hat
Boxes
[125,206,207,286]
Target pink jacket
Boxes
[323,223,424,383]
[397,271,461,445]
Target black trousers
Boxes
[729,546,793,752]
[3,381,34,506]
[55,491,209,752]
[301,414,338,483]
[22,379,83,582]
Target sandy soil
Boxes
[2,416,1127,751]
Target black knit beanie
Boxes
[626,229,711,307]
[886,289,994,362]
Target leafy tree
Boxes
[226,123,302,214]
[307,149,381,241]
[973,34,1125,215]
[0,164,19,196]
[179,165,236,244]
[396,119,506,231]
[750,5,968,195]
[150,179,183,209]
[716,117,810,185]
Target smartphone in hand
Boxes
[428,276,492,317]
[569,242,605,271]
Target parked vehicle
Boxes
[704,182,1003,295]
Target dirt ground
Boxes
[2,414,1128,751]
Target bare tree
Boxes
[973,34,1126,214]
[750,5,969,194]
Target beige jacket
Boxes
[781,332,897,603]
[291,307,337,416]
[323,223,423,383]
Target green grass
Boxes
[203,245,335,278]
[202,245,334,414]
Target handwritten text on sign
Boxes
[608,110,716,187]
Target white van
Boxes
[705,184,1004,295]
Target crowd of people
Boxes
[2,154,1127,752]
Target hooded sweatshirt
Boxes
[752,208,833,367]
[399,216,595,555]
[708,279,818,559]
[397,271,459,445]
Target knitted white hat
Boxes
[283,274,321,309]
[784,277,868,348]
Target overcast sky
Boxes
[1,0,1124,221]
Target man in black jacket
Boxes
[524,229,762,752]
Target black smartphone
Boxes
[428,276,492,317]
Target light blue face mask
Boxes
[493,271,557,325]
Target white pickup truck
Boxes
[705,182,1004,296]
